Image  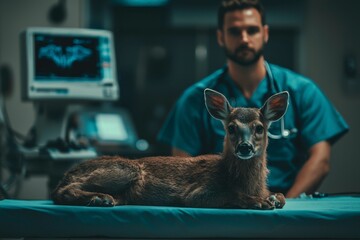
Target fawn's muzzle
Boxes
[236,142,255,160]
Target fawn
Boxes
[51,88,288,209]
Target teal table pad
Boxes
[0,196,359,238]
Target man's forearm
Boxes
[286,141,331,198]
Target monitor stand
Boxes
[32,102,78,146]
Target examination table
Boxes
[0,196,359,239]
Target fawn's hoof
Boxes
[252,199,275,210]
[88,195,115,207]
[268,193,286,209]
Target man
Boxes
[157,0,349,198]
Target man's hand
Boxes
[172,148,191,157]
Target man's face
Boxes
[217,8,269,66]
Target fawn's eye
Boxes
[227,125,236,135]
[255,125,264,134]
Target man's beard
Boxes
[223,43,265,66]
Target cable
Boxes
[325,192,360,197]
[0,96,27,199]
[299,191,360,199]
[1,99,27,144]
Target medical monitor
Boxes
[21,27,119,102]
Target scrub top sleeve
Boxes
[157,90,204,156]
[298,82,349,149]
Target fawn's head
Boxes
[204,88,288,160]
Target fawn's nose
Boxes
[236,142,254,159]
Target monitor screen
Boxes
[21,27,119,101]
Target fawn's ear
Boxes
[204,88,232,121]
[260,91,289,122]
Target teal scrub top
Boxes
[157,63,349,193]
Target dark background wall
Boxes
[90,0,302,153]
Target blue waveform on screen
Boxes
[38,44,92,68]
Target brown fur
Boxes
[51,89,288,209]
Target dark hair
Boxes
[217,0,266,29]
